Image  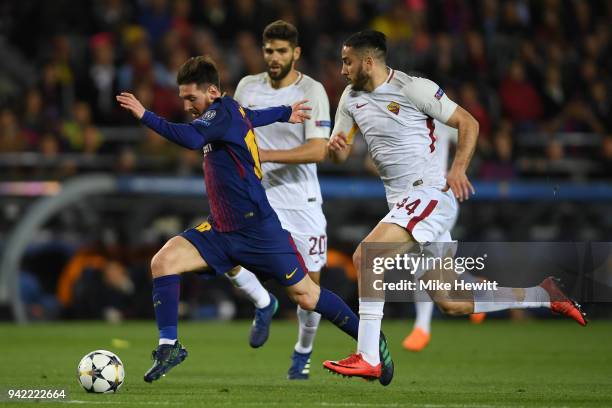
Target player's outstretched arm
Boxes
[245,100,311,128]
[259,138,327,164]
[328,132,353,163]
[444,106,479,202]
[116,92,206,150]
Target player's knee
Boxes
[437,301,471,316]
[286,274,321,311]
[150,250,177,278]
[289,285,319,311]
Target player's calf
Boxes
[435,300,474,316]
[287,276,359,340]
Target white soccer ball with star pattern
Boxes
[77,350,125,393]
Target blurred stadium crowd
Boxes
[1,0,611,322]
[1,0,611,180]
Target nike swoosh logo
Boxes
[356,103,368,109]
[285,267,298,280]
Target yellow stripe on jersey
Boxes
[346,123,359,145]
[244,129,263,179]
[238,106,246,118]
[195,221,212,232]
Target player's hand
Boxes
[443,168,475,202]
[328,132,349,152]
[116,92,146,119]
[288,99,311,124]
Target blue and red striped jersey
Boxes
[141,96,292,231]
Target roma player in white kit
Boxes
[227,20,330,380]
[323,30,587,385]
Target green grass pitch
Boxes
[1,319,611,407]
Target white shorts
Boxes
[275,207,327,272]
[382,186,458,244]
[381,187,458,279]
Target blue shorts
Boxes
[181,215,307,286]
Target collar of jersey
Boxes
[372,67,394,93]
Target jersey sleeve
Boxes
[402,78,458,123]
[303,82,331,140]
[332,86,361,145]
[141,109,228,149]
[244,105,292,127]
[233,76,249,105]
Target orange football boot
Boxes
[539,277,587,326]
[469,312,487,324]
[402,327,431,352]
[323,353,381,380]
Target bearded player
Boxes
[226,20,330,380]
[323,30,587,384]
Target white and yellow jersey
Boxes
[235,72,330,209]
[333,69,458,205]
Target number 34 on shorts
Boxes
[382,187,458,244]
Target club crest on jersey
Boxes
[202,110,216,121]
[387,101,400,115]
[435,87,444,100]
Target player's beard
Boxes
[267,58,294,81]
[349,68,370,91]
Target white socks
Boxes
[414,301,434,333]
[159,338,177,345]
[357,299,384,366]
[294,305,321,354]
[473,286,550,313]
[226,268,270,309]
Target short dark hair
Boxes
[176,56,220,88]
[343,30,387,61]
[262,20,299,47]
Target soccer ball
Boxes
[77,350,125,393]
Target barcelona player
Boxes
[116,56,374,383]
